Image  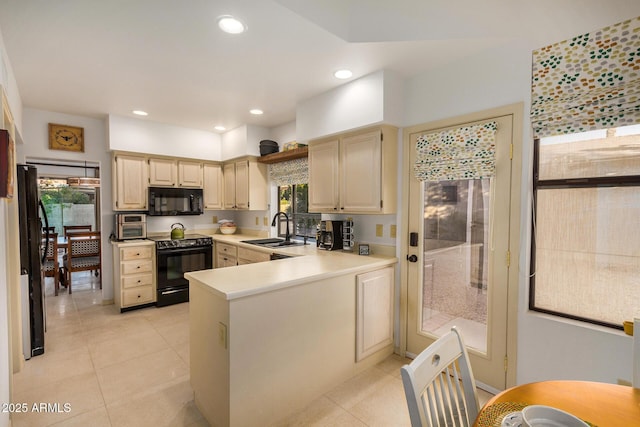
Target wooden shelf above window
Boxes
[257,146,308,164]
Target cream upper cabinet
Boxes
[308,139,340,212]
[178,160,203,188]
[203,163,223,210]
[113,154,148,210]
[223,163,236,209]
[223,158,268,210]
[308,125,397,214]
[148,158,177,187]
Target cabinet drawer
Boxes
[122,273,153,289]
[122,286,154,306]
[216,253,237,268]
[237,247,270,263]
[121,259,153,275]
[121,246,153,261]
[216,242,237,256]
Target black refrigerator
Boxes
[17,163,48,358]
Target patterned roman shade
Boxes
[414,121,498,182]
[268,158,309,186]
[531,16,640,138]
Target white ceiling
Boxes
[0,0,639,133]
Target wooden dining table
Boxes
[474,380,640,427]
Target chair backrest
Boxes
[401,327,479,427]
[63,225,92,238]
[634,317,640,388]
[42,232,58,260]
[43,226,56,235]
[68,231,101,258]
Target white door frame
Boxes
[398,103,523,390]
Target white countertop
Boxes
[186,233,398,301]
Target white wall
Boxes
[296,70,405,142]
[221,124,269,160]
[403,37,634,384]
[18,108,116,302]
[0,201,11,427]
[108,115,222,161]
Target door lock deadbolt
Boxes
[406,254,418,262]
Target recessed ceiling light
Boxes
[249,109,264,115]
[132,110,148,116]
[334,69,353,79]
[217,15,246,34]
[214,125,226,131]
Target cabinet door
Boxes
[149,158,177,187]
[341,130,382,212]
[178,161,203,188]
[223,163,236,209]
[114,154,148,210]
[235,160,250,209]
[308,139,340,212]
[356,266,394,361]
[203,163,224,209]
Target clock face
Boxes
[49,124,84,152]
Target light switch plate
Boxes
[375,224,383,237]
[212,215,218,223]
[390,224,397,238]
[255,216,259,225]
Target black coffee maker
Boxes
[316,220,343,250]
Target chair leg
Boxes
[67,269,72,294]
[54,271,59,296]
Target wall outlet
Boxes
[390,224,397,238]
[255,216,259,225]
[212,215,218,223]
[375,224,383,237]
[218,322,227,349]
[264,217,269,226]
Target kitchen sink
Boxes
[241,238,308,248]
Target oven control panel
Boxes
[155,236,213,250]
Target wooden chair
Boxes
[63,225,92,237]
[42,226,56,235]
[63,231,101,294]
[42,232,61,295]
[401,327,479,427]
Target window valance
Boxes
[414,121,497,182]
[531,16,640,139]
[268,158,308,186]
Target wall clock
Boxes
[49,123,84,152]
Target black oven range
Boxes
[149,234,213,307]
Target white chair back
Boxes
[401,327,479,427]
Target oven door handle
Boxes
[160,289,187,296]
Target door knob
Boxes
[406,254,418,263]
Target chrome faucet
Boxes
[271,211,291,242]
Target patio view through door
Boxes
[404,105,521,391]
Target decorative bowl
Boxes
[220,225,236,235]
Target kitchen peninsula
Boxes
[186,234,398,427]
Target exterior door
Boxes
[404,105,522,391]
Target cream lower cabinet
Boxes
[356,266,394,361]
[215,242,237,268]
[113,154,148,210]
[237,247,270,265]
[113,242,156,312]
[308,125,397,214]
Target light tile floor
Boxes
[12,273,493,426]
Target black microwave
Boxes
[148,187,204,216]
